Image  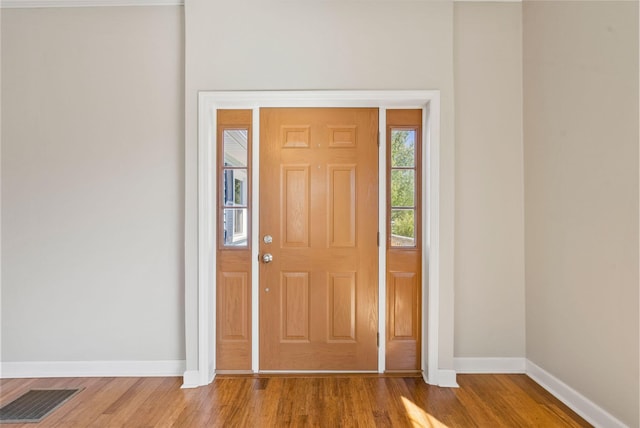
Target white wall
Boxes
[524,2,639,426]
[1,7,185,363]
[184,0,457,375]
[454,2,525,359]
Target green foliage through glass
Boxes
[390,129,417,247]
[391,130,415,167]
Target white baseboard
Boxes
[454,357,526,374]
[526,360,627,428]
[181,370,201,389]
[0,360,186,379]
[438,369,459,387]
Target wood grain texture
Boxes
[0,375,591,427]
[216,109,253,371]
[386,109,423,371]
[259,108,379,371]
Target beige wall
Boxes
[1,7,185,362]
[0,7,3,362]
[454,3,525,358]
[523,2,639,426]
[184,0,457,374]
[3,5,637,424]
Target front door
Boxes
[259,108,379,370]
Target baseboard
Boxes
[437,369,459,387]
[0,360,186,379]
[181,370,201,389]
[526,360,627,428]
[454,357,526,374]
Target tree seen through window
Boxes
[390,129,417,245]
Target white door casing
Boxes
[190,90,449,387]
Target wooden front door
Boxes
[259,108,379,370]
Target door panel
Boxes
[259,108,378,371]
[281,272,310,342]
[281,166,310,247]
[328,272,357,341]
[219,272,249,341]
[328,165,357,247]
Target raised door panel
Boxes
[388,272,418,340]
[219,272,249,340]
[281,125,310,148]
[328,272,356,342]
[216,258,252,370]
[281,272,310,342]
[328,125,357,148]
[327,165,356,248]
[281,166,310,248]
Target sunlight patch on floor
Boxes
[401,396,450,428]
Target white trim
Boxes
[0,360,186,378]
[423,95,441,386]
[251,108,260,373]
[198,91,437,109]
[0,0,182,7]
[197,92,216,387]
[197,90,443,386]
[181,370,201,389]
[454,357,526,374]
[377,108,387,373]
[526,360,627,428]
[437,369,459,388]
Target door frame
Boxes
[196,90,442,385]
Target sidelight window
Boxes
[389,128,419,248]
[221,129,250,247]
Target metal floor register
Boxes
[0,389,81,424]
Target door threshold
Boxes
[216,372,422,379]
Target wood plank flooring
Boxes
[0,374,591,427]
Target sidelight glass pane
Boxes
[391,129,416,167]
[390,209,415,247]
[222,169,248,206]
[223,208,248,247]
[223,129,248,167]
[391,170,415,208]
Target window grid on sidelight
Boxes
[221,129,249,247]
[389,128,418,248]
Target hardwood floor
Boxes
[0,374,591,427]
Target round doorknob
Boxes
[262,253,273,264]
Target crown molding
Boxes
[1,0,182,8]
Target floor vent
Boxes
[0,388,81,424]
